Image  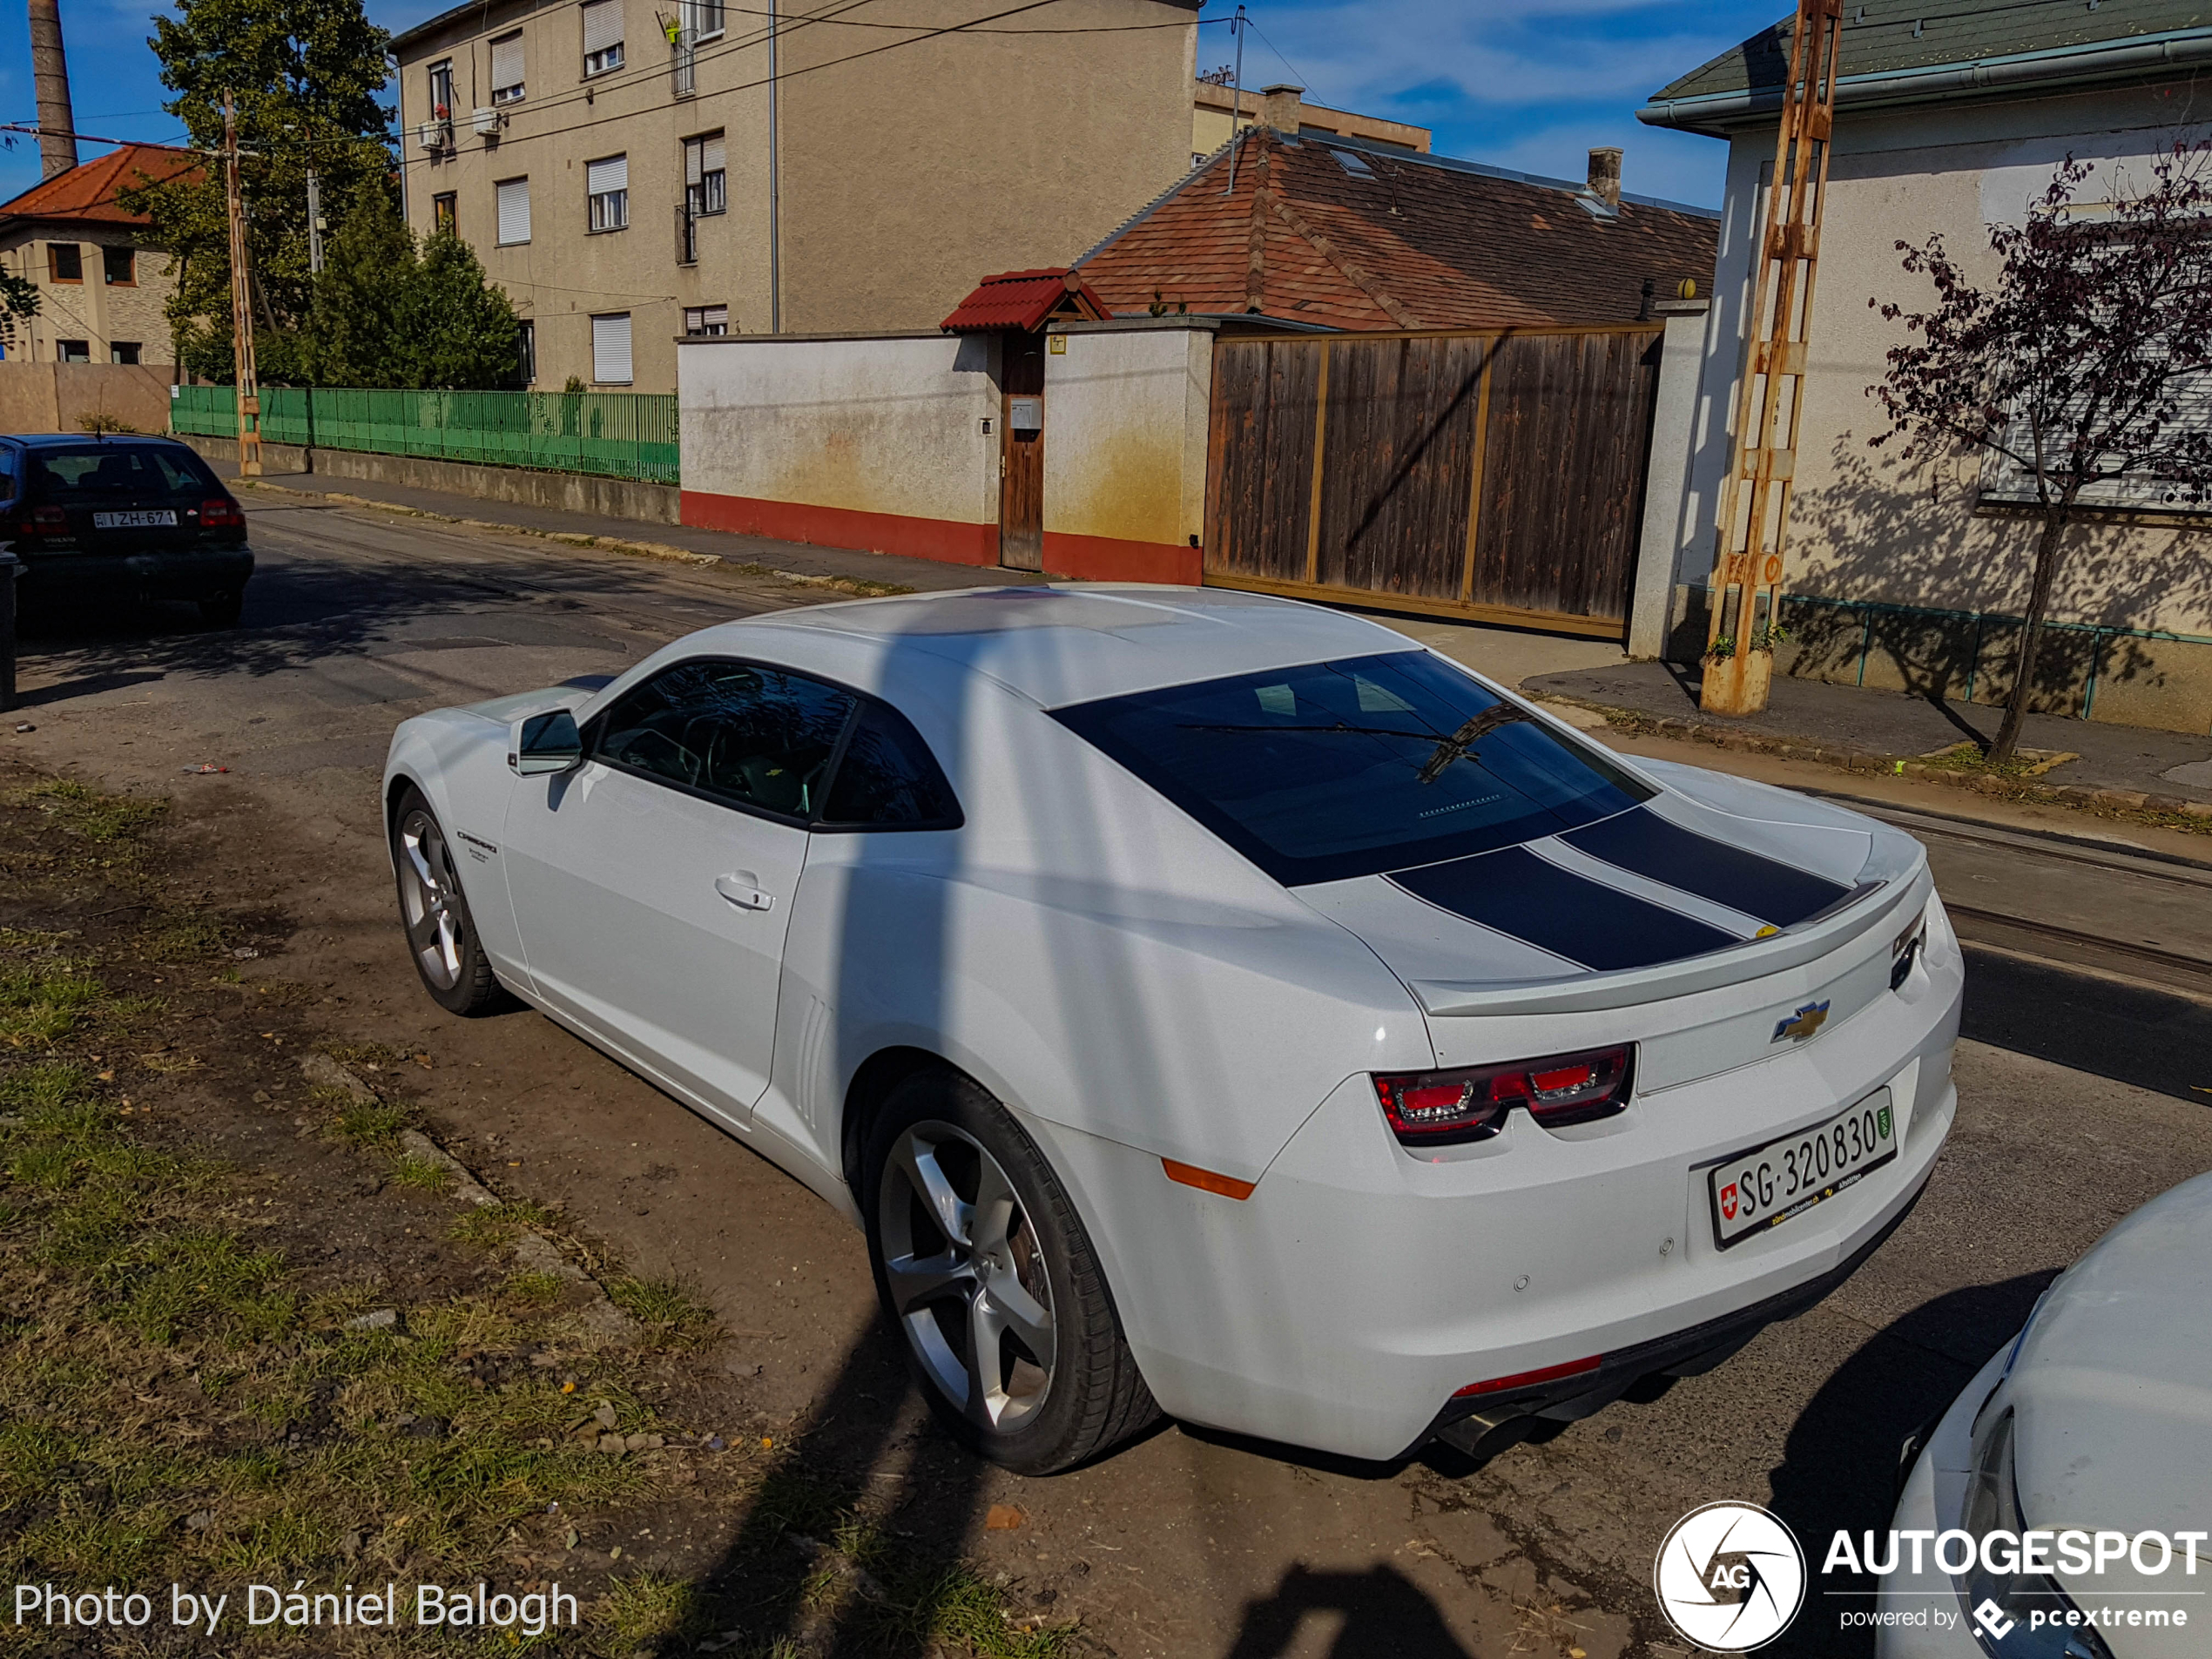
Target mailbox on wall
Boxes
[1008,397,1043,433]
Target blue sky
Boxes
[0,0,1781,210]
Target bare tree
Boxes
[1871,146,2212,765]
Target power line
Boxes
[1240,15,1319,105]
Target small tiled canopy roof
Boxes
[1075,130,1721,331]
[941,267,1111,333]
[0,142,202,228]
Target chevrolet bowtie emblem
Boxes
[1772,1000,1831,1043]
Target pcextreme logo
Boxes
[1653,1502,1807,1652]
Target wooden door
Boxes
[999,333,1046,570]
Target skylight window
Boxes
[1331,147,1375,179]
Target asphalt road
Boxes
[16,493,2212,1659]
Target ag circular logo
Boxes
[1653,1501,1805,1651]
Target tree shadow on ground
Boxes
[1765,1272,2057,1658]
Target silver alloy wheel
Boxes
[396,808,466,991]
[878,1119,1056,1433]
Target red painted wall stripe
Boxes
[1039,529,1202,586]
[680,490,1000,569]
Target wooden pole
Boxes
[224,91,261,478]
[1699,0,1842,717]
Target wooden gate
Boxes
[1204,326,1663,637]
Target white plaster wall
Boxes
[1680,84,2212,638]
[1041,325,1211,550]
[678,334,999,527]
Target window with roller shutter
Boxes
[582,0,623,76]
[587,154,628,233]
[496,177,530,245]
[591,314,633,385]
[684,132,725,218]
[490,31,524,104]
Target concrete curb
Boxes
[300,1053,638,1343]
[237,479,914,599]
[1534,693,2212,831]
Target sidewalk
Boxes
[1527,658,2212,810]
[211,456,1049,597]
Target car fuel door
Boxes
[502,660,854,1125]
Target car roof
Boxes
[724,584,1429,709]
[1,434,195,448]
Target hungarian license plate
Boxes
[1709,1090,1897,1249]
[92,509,177,529]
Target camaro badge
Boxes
[1772,1001,1831,1043]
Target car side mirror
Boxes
[509,709,583,776]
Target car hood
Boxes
[2011,1170,2212,1547]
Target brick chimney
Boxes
[29,0,78,179]
[1259,83,1304,136]
[1588,146,1622,210]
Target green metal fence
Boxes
[169,385,680,485]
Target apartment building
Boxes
[393,0,1203,394]
[0,143,197,367]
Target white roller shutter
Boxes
[582,0,621,55]
[703,132,725,175]
[496,178,530,245]
[586,154,628,196]
[489,31,524,93]
[591,313,633,384]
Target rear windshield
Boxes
[31,444,219,501]
[1053,651,1653,886]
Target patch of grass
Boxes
[503,1270,568,1306]
[8,779,166,844]
[388,1153,454,1192]
[320,1040,412,1073]
[892,1564,1076,1659]
[135,910,241,963]
[448,1199,563,1250]
[601,1569,718,1645]
[0,960,105,1049]
[605,1274,720,1349]
[314,1085,420,1149]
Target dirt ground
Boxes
[10,495,2210,1659]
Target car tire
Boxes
[199,589,244,628]
[864,1069,1158,1474]
[389,786,506,1016]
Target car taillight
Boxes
[198,497,244,528]
[1372,1044,1634,1145]
[24,505,66,534]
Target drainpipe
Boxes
[768,0,781,333]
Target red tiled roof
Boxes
[941,267,1110,333]
[0,143,202,228]
[1076,132,1720,331]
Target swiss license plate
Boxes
[91,509,177,529]
[1709,1090,1897,1249]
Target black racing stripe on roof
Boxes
[1561,806,1850,928]
[1389,846,1740,973]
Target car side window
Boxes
[592,659,855,821]
[820,700,961,828]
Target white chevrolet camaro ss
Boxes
[382,586,1963,1474]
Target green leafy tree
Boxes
[0,271,40,354]
[305,185,415,386]
[402,233,521,388]
[122,0,394,375]
[304,188,520,388]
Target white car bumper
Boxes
[1876,1344,2009,1656]
[1032,938,1963,1462]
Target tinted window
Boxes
[33,444,217,499]
[593,659,854,819]
[821,702,961,828]
[1054,651,1652,886]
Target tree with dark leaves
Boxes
[1871,146,2212,765]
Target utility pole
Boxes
[1699,0,1843,717]
[223,91,261,477]
[307,166,323,275]
[1223,4,1247,196]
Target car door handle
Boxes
[715,873,775,911]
